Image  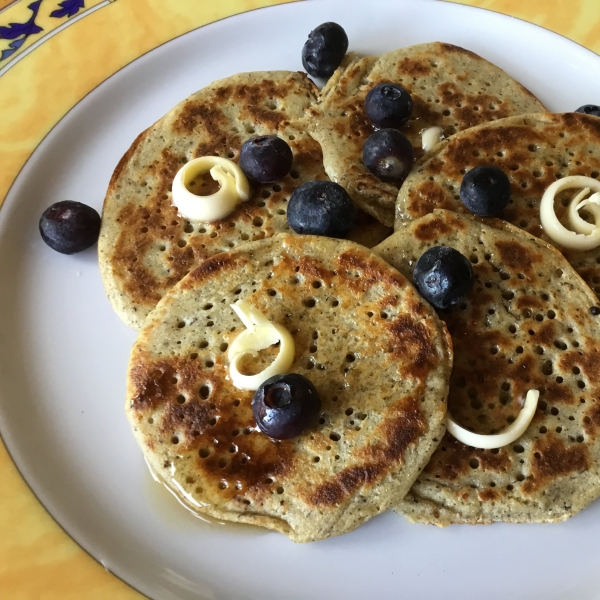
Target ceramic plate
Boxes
[2,1,600,598]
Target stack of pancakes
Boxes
[99,42,600,541]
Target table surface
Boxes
[1,0,599,597]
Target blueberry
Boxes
[39,201,101,254]
[575,105,600,118]
[364,83,413,129]
[239,136,293,184]
[362,129,414,185]
[460,165,511,217]
[252,373,321,440]
[302,22,348,79]
[413,246,474,310]
[287,180,356,237]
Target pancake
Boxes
[99,71,390,329]
[374,210,600,526]
[125,234,452,542]
[305,42,546,227]
[394,112,600,297]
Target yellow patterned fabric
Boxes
[0,0,598,597]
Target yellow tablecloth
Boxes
[1,0,599,597]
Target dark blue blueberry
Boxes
[575,105,600,118]
[413,246,474,310]
[239,136,293,184]
[362,128,414,185]
[460,165,511,217]
[364,82,413,129]
[252,373,321,440]
[287,180,356,237]
[39,200,101,254]
[302,22,348,79]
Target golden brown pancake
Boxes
[126,234,452,542]
[99,71,390,329]
[395,112,600,297]
[375,210,600,526]
[305,43,546,226]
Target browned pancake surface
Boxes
[99,70,391,329]
[375,210,600,525]
[99,72,313,328]
[306,43,546,226]
[395,112,600,297]
[126,235,452,542]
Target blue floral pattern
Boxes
[0,0,43,62]
[50,0,85,18]
[0,0,94,64]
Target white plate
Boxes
[2,1,600,598]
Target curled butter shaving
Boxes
[228,301,295,391]
[446,390,539,449]
[171,156,250,223]
[540,175,600,250]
